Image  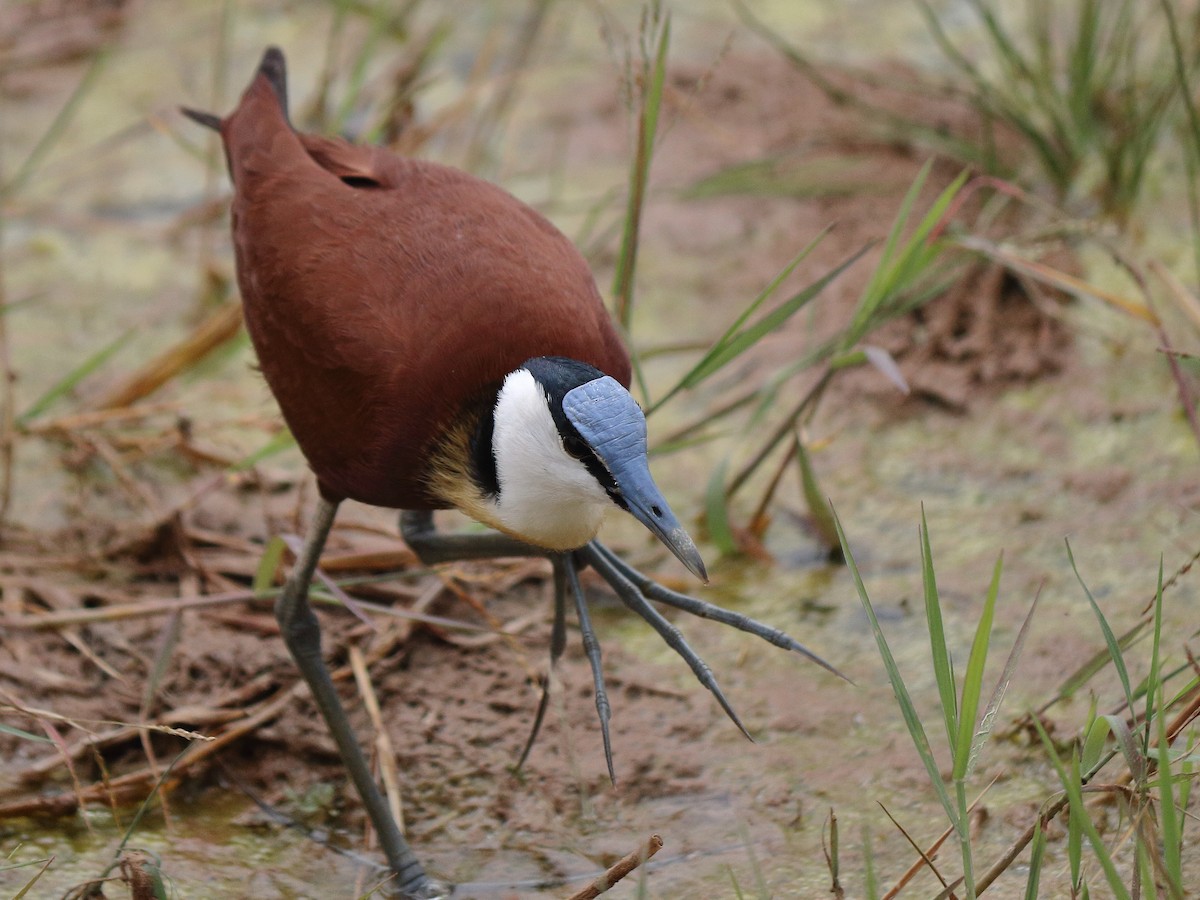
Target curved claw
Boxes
[590,542,850,684]
[580,542,754,742]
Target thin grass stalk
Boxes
[1161,0,1200,288]
[725,368,832,500]
[1,52,107,200]
[612,4,669,335]
[8,855,54,900]
[1145,559,1166,757]
[877,802,954,897]
[733,0,986,167]
[330,18,390,134]
[16,330,133,427]
[1155,685,1185,898]
[747,431,795,535]
[0,194,11,530]
[863,826,878,900]
[646,229,834,415]
[823,809,843,899]
[463,0,555,173]
[954,780,975,899]
[1021,820,1045,899]
[1150,560,1186,897]
[914,1,1069,188]
[190,0,237,301]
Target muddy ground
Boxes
[1,2,1196,898]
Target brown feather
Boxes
[208,49,630,509]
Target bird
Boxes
[183,47,839,899]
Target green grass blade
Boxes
[1068,781,1084,892]
[1022,818,1045,900]
[794,436,838,551]
[1146,557,1165,753]
[848,166,968,345]
[1066,539,1136,715]
[920,508,959,755]
[726,866,746,900]
[2,50,107,200]
[253,536,286,598]
[1161,0,1200,284]
[17,329,134,427]
[140,611,183,720]
[0,723,52,743]
[1034,718,1132,900]
[704,459,737,556]
[647,232,859,414]
[833,507,958,823]
[954,555,1001,780]
[1048,618,1147,704]
[1156,685,1184,898]
[710,242,866,369]
[854,161,931,325]
[863,826,878,900]
[1175,732,1195,860]
[9,855,54,900]
[1081,715,1109,774]
[1151,553,1184,897]
[232,428,296,471]
[647,231,822,413]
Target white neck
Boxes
[483,369,612,551]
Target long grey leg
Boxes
[277,496,444,899]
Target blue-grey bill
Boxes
[562,376,709,582]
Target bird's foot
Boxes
[399,512,844,784]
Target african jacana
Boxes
[184,47,837,899]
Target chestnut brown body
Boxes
[216,62,629,508]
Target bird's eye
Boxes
[562,435,589,460]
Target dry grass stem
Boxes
[24,401,180,436]
[349,645,405,835]
[566,833,664,899]
[92,303,242,411]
